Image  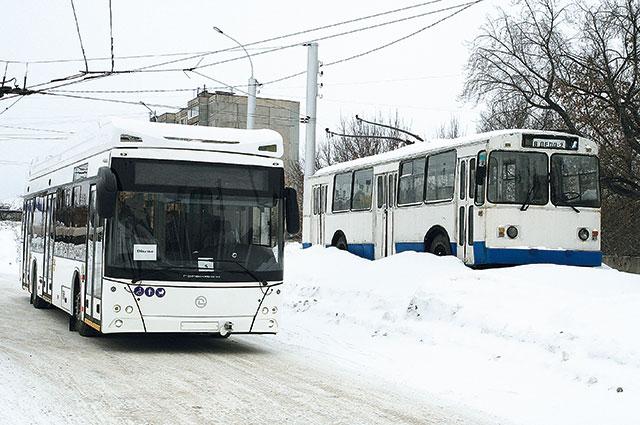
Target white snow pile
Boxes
[281,244,640,425]
[0,221,20,279]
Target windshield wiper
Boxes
[560,192,581,213]
[520,182,537,211]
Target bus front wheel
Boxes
[426,233,451,256]
[73,284,97,337]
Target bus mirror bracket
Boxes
[284,187,300,235]
[96,167,118,219]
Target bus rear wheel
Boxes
[31,271,49,309]
[426,233,451,256]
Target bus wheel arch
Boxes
[424,226,452,256]
[331,231,348,251]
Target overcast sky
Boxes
[0,0,501,200]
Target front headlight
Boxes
[578,228,590,241]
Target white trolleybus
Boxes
[303,129,601,267]
[20,119,299,337]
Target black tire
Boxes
[31,270,49,309]
[426,233,452,256]
[334,234,348,251]
[73,283,96,337]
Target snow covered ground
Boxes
[279,244,640,425]
[2,219,639,424]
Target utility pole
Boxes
[213,27,256,130]
[247,76,257,130]
[304,42,319,178]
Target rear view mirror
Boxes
[96,167,118,218]
[284,187,300,234]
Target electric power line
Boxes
[40,92,183,109]
[2,0,467,98]
[259,1,482,87]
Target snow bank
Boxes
[281,244,640,425]
[0,221,20,279]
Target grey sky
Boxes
[0,0,500,199]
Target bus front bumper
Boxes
[473,242,602,266]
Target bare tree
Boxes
[464,0,640,196]
[435,115,465,138]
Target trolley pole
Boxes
[304,42,319,178]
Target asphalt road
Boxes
[0,273,492,425]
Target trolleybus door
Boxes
[456,157,475,264]
[387,172,397,256]
[43,193,55,299]
[318,184,327,246]
[84,185,102,323]
[375,174,387,258]
[312,184,327,246]
[21,200,33,290]
[375,172,398,259]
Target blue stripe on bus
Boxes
[302,242,312,249]
[347,243,375,260]
[472,241,602,266]
[395,242,457,256]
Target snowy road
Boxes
[0,280,489,424]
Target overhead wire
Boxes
[1,0,479,115]
[108,0,115,72]
[2,0,466,98]
[69,0,89,73]
[39,92,183,109]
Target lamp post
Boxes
[213,26,257,130]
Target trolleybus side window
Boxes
[469,158,476,199]
[398,157,425,205]
[460,160,466,200]
[332,172,353,212]
[475,151,487,205]
[377,176,385,208]
[426,150,456,202]
[32,195,45,253]
[352,168,373,211]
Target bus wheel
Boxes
[334,235,348,251]
[73,285,96,337]
[31,272,48,310]
[426,233,451,256]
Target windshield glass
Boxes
[105,159,284,282]
[106,192,283,282]
[487,151,548,205]
[551,154,600,208]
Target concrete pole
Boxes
[304,43,319,178]
[247,76,257,130]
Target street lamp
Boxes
[213,26,257,130]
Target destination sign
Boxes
[522,134,579,151]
